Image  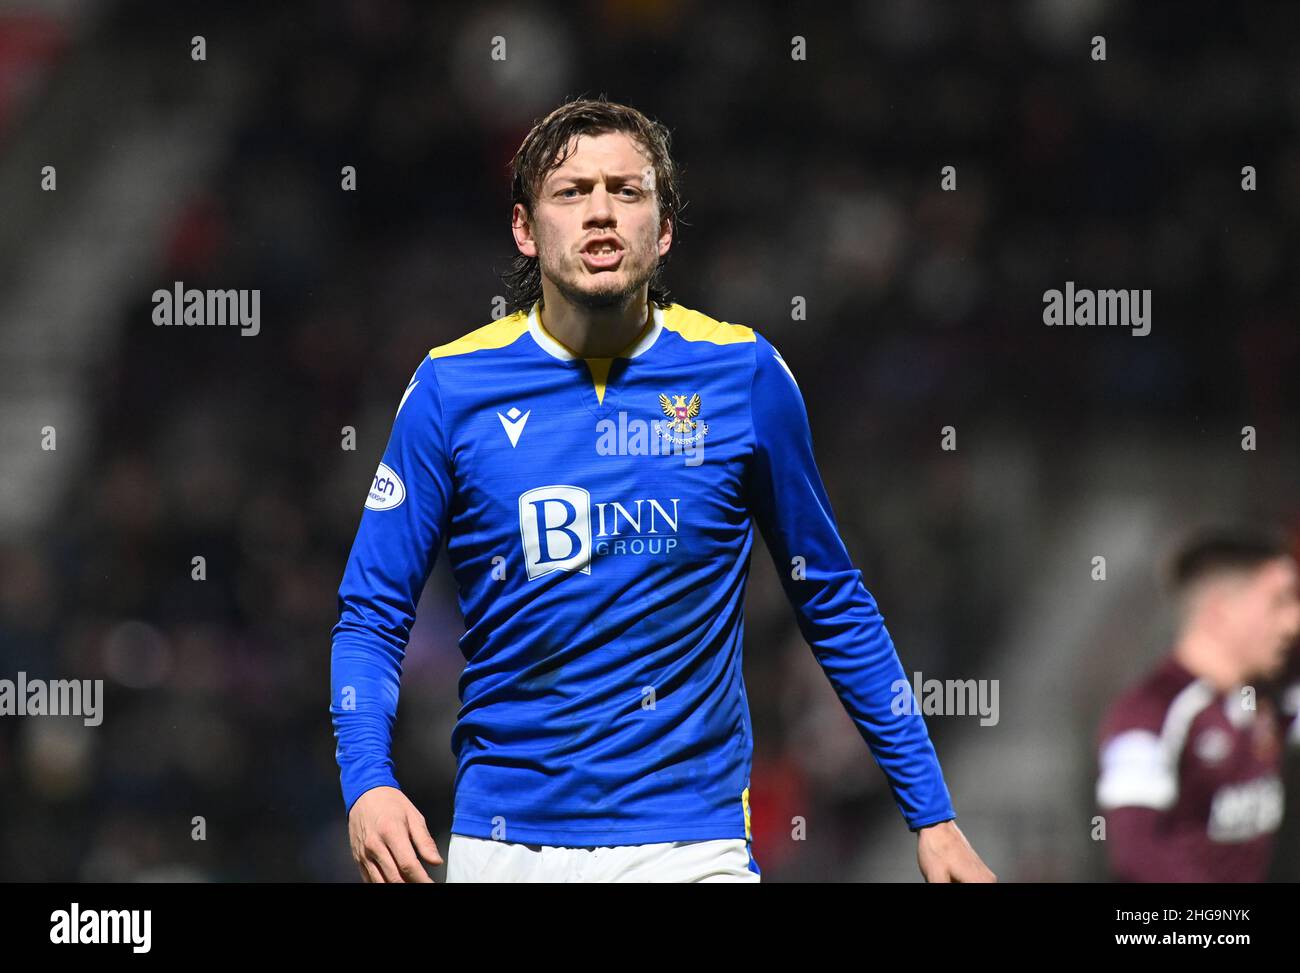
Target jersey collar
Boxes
[526,300,663,361]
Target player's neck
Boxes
[1173,630,1247,692]
[537,285,651,359]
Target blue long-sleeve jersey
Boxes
[330,299,956,847]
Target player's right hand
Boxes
[348,786,443,883]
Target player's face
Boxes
[514,131,671,309]
[1226,557,1300,678]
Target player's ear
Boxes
[657,215,672,258]
[512,203,537,257]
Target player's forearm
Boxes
[331,638,404,814]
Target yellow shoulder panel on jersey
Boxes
[661,303,756,344]
[428,309,530,360]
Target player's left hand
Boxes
[916,820,996,882]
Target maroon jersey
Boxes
[1095,655,1300,882]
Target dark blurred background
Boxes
[0,0,1297,881]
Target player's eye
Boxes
[557,187,580,198]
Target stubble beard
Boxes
[539,231,658,312]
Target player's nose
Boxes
[585,184,615,218]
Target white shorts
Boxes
[445,833,761,883]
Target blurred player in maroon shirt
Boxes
[1095,527,1300,881]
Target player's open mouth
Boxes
[580,239,624,270]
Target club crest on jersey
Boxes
[657,392,709,446]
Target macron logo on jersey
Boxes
[498,406,531,447]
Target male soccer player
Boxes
[330,96,992,883]
[1095,527,1300,881]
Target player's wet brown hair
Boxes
[1167,526,1294,597]
[502,94,685,315]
